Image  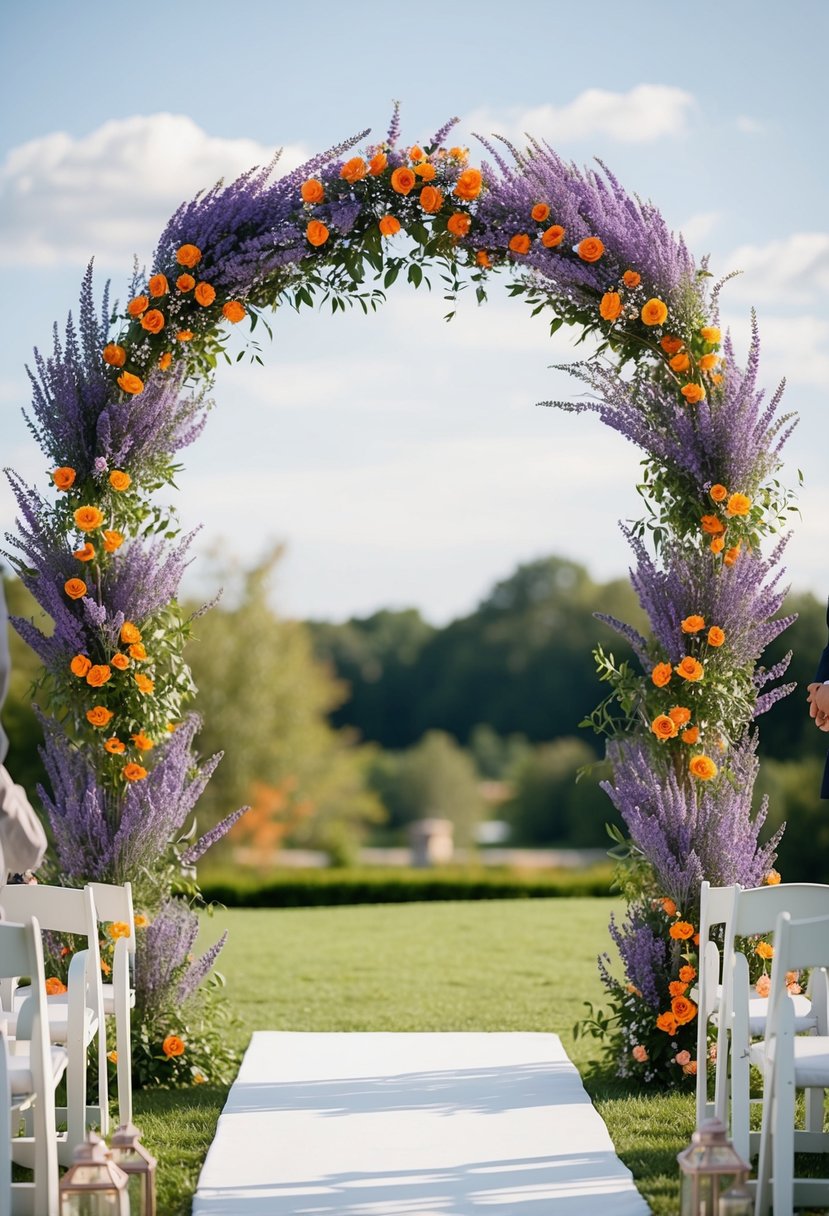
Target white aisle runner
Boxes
[193,1032,651,1215]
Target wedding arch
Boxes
[4,107,795,1087]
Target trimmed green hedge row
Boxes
[198,865,615,907]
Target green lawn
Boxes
[133,899,695,1214]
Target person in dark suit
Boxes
[806,599,829,797]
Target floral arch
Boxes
[5,107,795,1086]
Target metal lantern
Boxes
[59,1132,130,1215]
[718,1182,754,1215]
[677,1118,751,1216]
[109,1122,157,1216]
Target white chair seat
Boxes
[752,1034,829,1090]
[101,981,135,1016]
[10,988,97,1044]
[709,987,816,1035]
[6,1045,68,1098]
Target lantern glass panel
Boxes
[61,1190,125,1215]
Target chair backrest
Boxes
[86,881,135,953]
[767,911,829,1035]
[0,882,94,937]
[731,883,829,939]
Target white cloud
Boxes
[718,233,829,305]
[679,211,721,250]
[464,84,696,147]
[736,115,766,135]
[0,114,309,268]
[721,309,829,389]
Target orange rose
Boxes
[446,213,471,238]
[176,244,202,268]
[651,714,678,741]
[409,145,425,162]
[176,330,194,342]
[222,300,246,324]
[577,237,604,263]
[111,652,130,671]
[162,1034,186,1058]
[306,220,329,247]
[681,615,705,634]
[86,664,112,688]
[641,298,668,326]
[661,897,677,916]
[509,233,531,255]
[64,578,87,600]
[707,626,725,647]
[70,654,92,678]
[86,705,114,728]
[756,974,771,998]
[419,185,443,213]
[755,940,774,960]
[681,726,700,745]
[660,335,683,355]
[123,762,148,782]
[300,178,324,204]
[368,152,387,176]
[689,754,718,781]
[476,250,492,268]
[135,673,155,695]
[107,922,131,940]
[158,352,173,370]
[74,505,104,532]
[449,146,468,161]
[148,273,168,297]
[651,662,673,688]
[656,1012,679,1035]
[531,203,550,222]
[103,530,124,553]
[109,470,131,492]
[104,737,125,755]
[676,656,704,682]
[680,967,696,984]
[726,492,751,517]
[669,352,690,373]
[669,980,688,998]
[709,484,728,502]
[414,162,437,180]
[710,536,726,555]
[128,642,147,661]
[669,921,695,941]
[120,622,142,645]
[176,273,195,293]
[599,292,622,321]
[711,373,724,385]
[127,295,149,317]
[194,282,216,308]
[699,353,719,371]
[541,225,566,248]
[117,372,144,395]
[668,707,691,726]
[391,166,416,195]
[131,731,154,751]
[102,343,127,368]
[453,168,483,200]
[724,544,741,567]
[622,269,641,288]
[52,466,76,490]
[378,215,401,237]
[45,977,67,996]
[765,869,781,886]
[700,325,721,343]
[671,995,698,1025]
[681,383,705,404]
[701,514,725,536]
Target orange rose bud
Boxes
[391,166,416,195]
[726,492,751,516]
[661,897,677,916]
[707,626,725,647]
[509,233,531,255]
[158,352,172,370]
[123,762,148,782]
[710,536,726,554]
[622,269,641,288]
[690,754,718,781]
[669,920,695,941]
[117,372,144,395]
[669,706,692,726]
[176,273,195,293]
[120,622,142,645]
[446,212,471,238]
[306,220,329,247]
[128,642,147,661]
[368,152,387,176]
[127,295,149,317]
[104,737,125,755]
[453,168,483,201]
[652,662,673,688]
[419,185,443,213]
[711,373,724,385]
[109,470,131,492]
[449,146,468,161]
[531,203,550,222]
[409,145,425,162]
[73,541,95,562]
[86,705,114,728]
[103,530,124,553]
[111,652,130,671]
[700,325,721,343]
[599,292,622,321]
[53,466,76,490]
[86,664,112,688]
[681,383,705,404]
[724,545,741,567]
[135,673,155,694]
[541,225,566,248]
[414,162,437,181]
[679,965,696,983]
[103,343,127,368]
[709,484,728,502]
[669,352,690,373]
[700,514,725,536]
[669,980,688,998]
[699,353,719,371]
[765,869,781,885]
[641,298,668,326]
[300,178,325,204]
[70,654,92,678]
[194,282,216,307]
[681,615,705,633]
[651,714,678,741]
[148,273,168,297]
[64,578,87,600]
[378,215,401,237]
[681,726,700,745]
[45,977,67,996]
[176,330,194,342]
[74,505,104,532]
[576,236,604,263]
[660,335,683,355]
[176,244,202,268]
[656,1012,679,1035]
[222,300,246,324]
[476,250,492,268]
[676,656,704,681]
[131,731,154,751]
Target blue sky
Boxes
[2,1,828,621]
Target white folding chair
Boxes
[717,883,829,1164]
[0,884,104,1159]
[695,881,739,1126]
[87,881,135,1126]
[753,910,829,1216]
[0,916,66,1215]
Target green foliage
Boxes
[505,736,614,845]
[0,575,49,802]
[131,974,240,1090]
[367,729,485,844]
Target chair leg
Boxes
[97,1019,110,1137]
[805,1085,824,1133]
[755,1065,775,1216]
[772,1071,796,1216]
[115,996,133,1126]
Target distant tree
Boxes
[504,736,615,847]
[757,590,828,759]
[1,574,49,802]
[468,723,530,780]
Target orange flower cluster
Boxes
[700,482,751,562]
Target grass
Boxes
[133,899,695,1215]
